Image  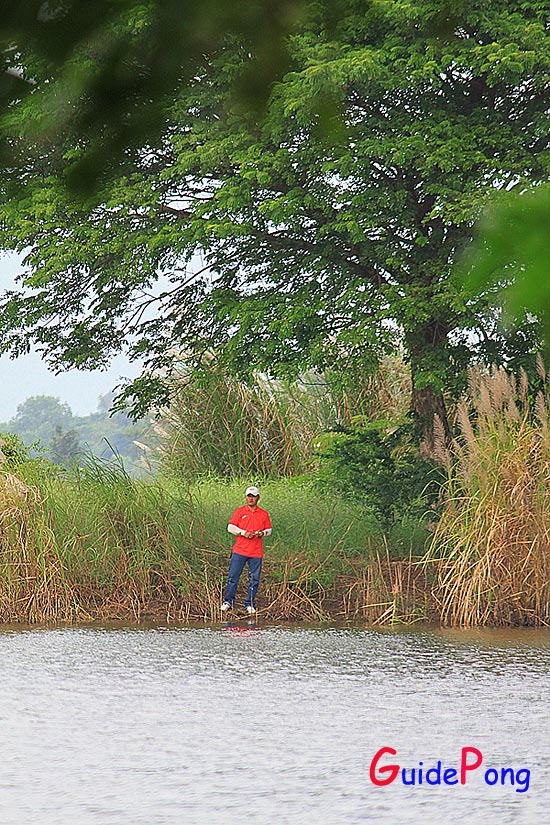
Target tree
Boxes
[7,395,74,446]
[50,424,80,465]
[0,0,309,191]
[0,1,549,448]
[1,392,152,470]
[73,395,153,465]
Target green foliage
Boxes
[72,405,154,469]
[0,393,153,472]
[8,395,73,446]
[0,0,309,191]
[1,0,549,441]
[316,419,444,525]
[0,431,30,467]
[465,185,550,339]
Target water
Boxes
[0,624,548,824]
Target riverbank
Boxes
[0,465,548,627]
[0,467,434,625]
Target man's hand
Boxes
[244,531,255,539]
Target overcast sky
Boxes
[0,252,141,422]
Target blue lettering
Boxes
[425,762,442,786]
[484,767,531,792]
[515,769,530,794]
[443,768,458,785]
[390,753,530,793]
[484,768,499,786]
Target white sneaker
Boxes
[221,602,232,612]
[246,605,256,615]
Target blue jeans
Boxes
[224,553,263,608]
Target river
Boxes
[0,624,547,824]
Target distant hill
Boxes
[0,392,157,474]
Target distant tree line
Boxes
[0,392,153,471]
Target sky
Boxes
[0,252,142,423]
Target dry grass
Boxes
[331,543,435,625]
[424,365,550,626]
[0,473,77,622]
[0,465,431,625]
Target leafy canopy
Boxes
[1,0,549,427]
[467,184,550,337]
[0,0,308,190]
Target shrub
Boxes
[0,431,31,467]
[316,418,443,525]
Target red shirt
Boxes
[229,505,272,558]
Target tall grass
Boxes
[0,463,432,624]
[155,357,411,479]
[155,366,320,478]
[424,365,550,626]
[0,472,76,622]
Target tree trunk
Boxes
[406,321,452,459]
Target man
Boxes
[221,485,272,615]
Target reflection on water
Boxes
[0,624,548,824]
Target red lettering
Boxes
[370,747,400,786]
[460,747,483,784]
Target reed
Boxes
[156,365,321,478]
[0,465,432,624]
[155,357,411,480]
[0,472,77,622]
[424,365,550,627]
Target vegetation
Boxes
[0,1,548,448]
[0,431,31,467]
[156,356,410,477]
[424,365,550,626]
[0,465,432,624]
[316,419,444,526]
[0,0,308,189]
[0,392,154,470]
[1,358,550,626]
[467,184,550,341]
[156,365,319,479]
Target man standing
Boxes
[221,486,272,615]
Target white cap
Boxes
[245,486,260,496]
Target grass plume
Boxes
[424,366,550,626]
